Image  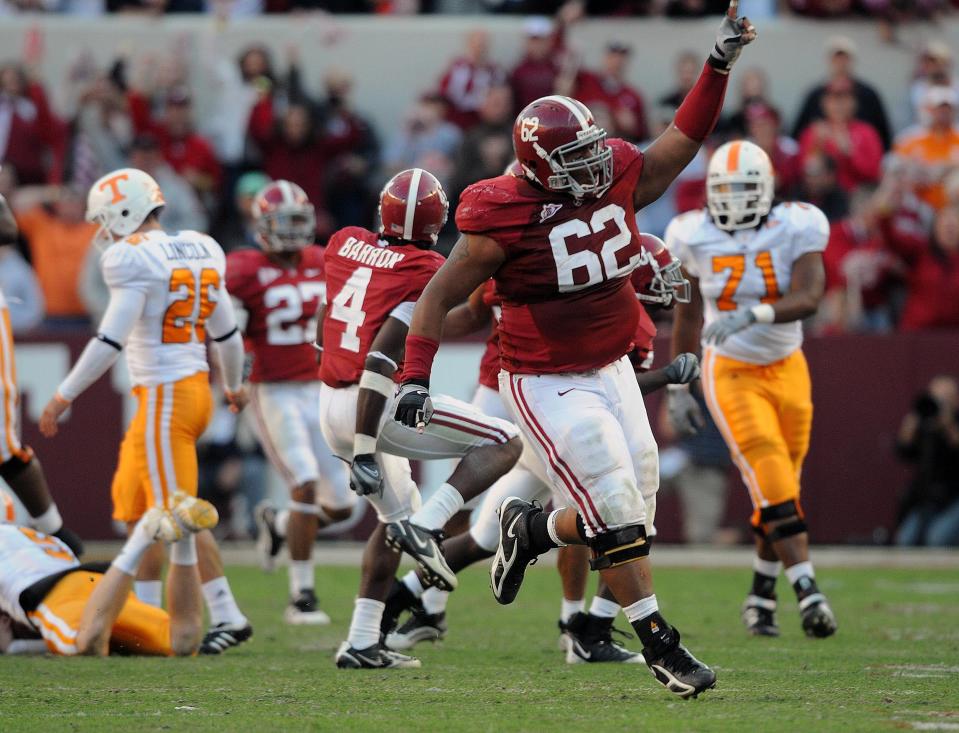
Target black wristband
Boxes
[211,326,239,343]
[402,377,430,390]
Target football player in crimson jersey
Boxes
[394,3,756,697]
[385,236,700,664]
[318,169,522,669]
[666,141,836,639]
[226,181,356,626]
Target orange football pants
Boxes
[701,348,812,527]
[28,571,172,656]
[111,372,213,522]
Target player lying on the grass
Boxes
[227,180,356,626]
[385,235,700,666]
[38,168,253,655]
[317,169,522,669]
[395,2,756,698]
[665,140,837,639]
[0,488,217,656]
[0,189,83,558]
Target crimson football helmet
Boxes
[512,95,613,200]
[379,168,449,246]
[251,180,316,252]
[635,233,691,308]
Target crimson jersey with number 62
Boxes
[226,246,326,383]
[456,138,646,374]
[320,226,446,388]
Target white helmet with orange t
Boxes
[86,168,165,248]
[706,140,774,231]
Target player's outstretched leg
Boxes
[489,497,556,605]
[561,580,643,665]
[195,523,253,655]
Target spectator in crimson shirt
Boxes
[155,87,222,203]
[744,102,801,197]
[0,64,66,185]
[798,78,883,194]
[438,29,506,131]
[881,204,959,331]
[562,41,648,141]
[509,17,566,111]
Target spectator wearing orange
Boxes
[11,185,96,323]
[563,41,648,141]
[438,29,505,130]
[798,77,883,194]
[894,86,959,212]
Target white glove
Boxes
[663,353,701,385]
[708,0,758,73]
[702,309,756,345]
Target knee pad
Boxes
[0,454,32,482]
[764,518,808,543]
[587,524,650,571]
[759,499,802,523]
[760,499,807,542]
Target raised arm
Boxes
[633,2,756,210]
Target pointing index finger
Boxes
[727,0,738,17]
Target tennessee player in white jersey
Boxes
[666,140,837,639]
[0,487,218,656]
[38,168,254,654]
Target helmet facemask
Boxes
[707,177,773,231]
[256,206,316,252]
[637,254,692,307]
[540,126,613,200]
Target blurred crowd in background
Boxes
[1,3,957,544]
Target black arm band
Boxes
[96,333,123,351]
[211,326,239,343]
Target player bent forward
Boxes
[0,489,218,656]
[318,169,521,669]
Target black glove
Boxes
[707,2,757,73]
[663,353,701,385]
[349,454,384,497]
[394,378,434,429]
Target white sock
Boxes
[275,509,290,538]
[753,556,782,578]
[113,518,159,577]
[202,577,247,627]
[32,504,63,535]
[560,598,585,622]
[169,535,197,566]
[589,596,620,619]
[785,561,815,586]
[402,570,425,598]
[421,587,449,615]
[622,594,658,623]
[134,580,163,608]
[409,483,464,530]
[546,510,567,547]
[289,560,314,596]
[347,597,385,650]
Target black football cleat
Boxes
[381,578,420,636]
[284,589,331,626]
[254,501,284,572]
[742,595,780,637]
[385,520,457,592]
[386,609,447,651]
[642,627,716,699]
[563,613,643,664]
[199,621,254,654]
[490,497,542,605]
[800,596,838,638]
[335,641,421,669]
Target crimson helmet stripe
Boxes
[538,95,591,131]
[403,168,423,241]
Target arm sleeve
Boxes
[207,281,243,392]
[57,286,146,401]
[388,301,416,327]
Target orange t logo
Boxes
[99,173,129,204]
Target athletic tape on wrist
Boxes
[750,303,776,324]
[359,369,395,398]
[353,434,378,457]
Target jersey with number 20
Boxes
[319,227,445,388]
[456,138,646,374]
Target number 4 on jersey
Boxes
[331,267,372,352]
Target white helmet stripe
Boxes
[277,179,294,205]
[403,168,423,241]
[539,95,590,131]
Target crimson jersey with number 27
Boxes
[320,226,446,389]
[226,246,326,383]
[456,138,647,374]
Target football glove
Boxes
[702,309,756,345]
[667,385,706,437]
[394,379,434,430]
[663,352,701,385]
[350,454,384,497]
[708,1,757,73]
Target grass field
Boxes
[1,561,958,732]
